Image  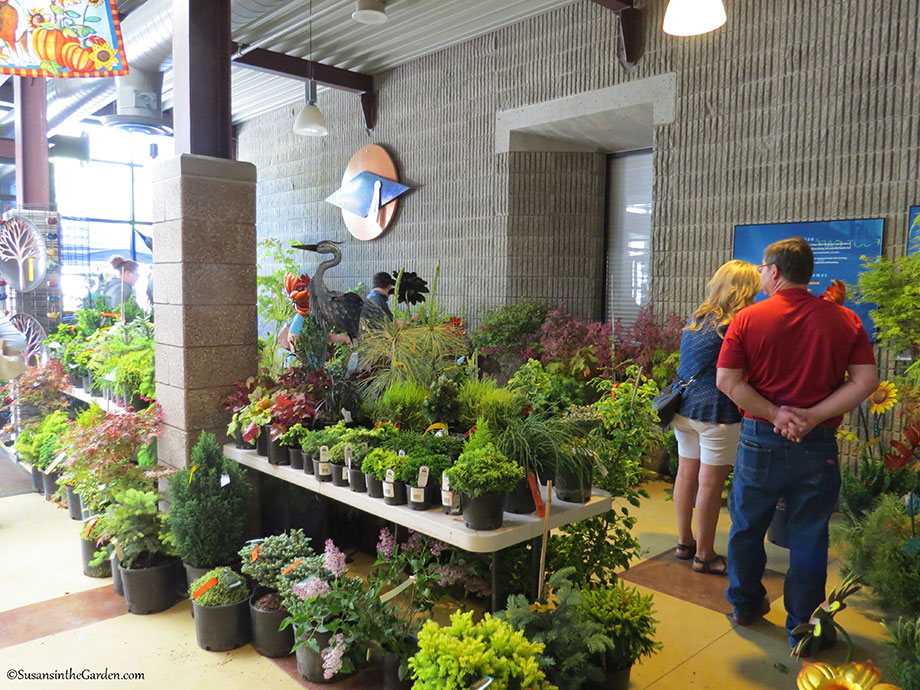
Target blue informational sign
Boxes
[909,206,920,254]
[733,219,884,338]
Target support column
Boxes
[13,77,50,205]
[152,154,257,469]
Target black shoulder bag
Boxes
[652,353,719,429]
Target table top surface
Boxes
[223,444,612,553]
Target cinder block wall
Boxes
[238,0,920,321]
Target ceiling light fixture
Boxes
[352,0,388,25]
[662,0,726,36]
[294,0,328,137]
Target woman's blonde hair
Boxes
[686,260,760,333]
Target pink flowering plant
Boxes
[280,539,380,679]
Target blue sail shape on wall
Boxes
[325,171,410,218]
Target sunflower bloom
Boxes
[796,660,901,690]
[868,381,898,415]
[89,41,119,71]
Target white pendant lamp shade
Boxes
[293,81,327,136]
[352,0,388,24]
[662,0,726,36]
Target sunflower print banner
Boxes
[0,0,128,78]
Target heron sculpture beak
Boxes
[292,243,319,252]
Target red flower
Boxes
[904,422,920,448]
[885,452,910,472]
[820,279,846,305]
[890,439,912,457]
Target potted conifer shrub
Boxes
[167,432,252,595]
[189,567,252,652]
[362,448,398,499]
[98,488,185,615]
[239,530,316,658]
[400,453,452,511]
[445,425,524,530]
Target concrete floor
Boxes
[0,478,895,689]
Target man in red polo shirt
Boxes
[715,237,877,651]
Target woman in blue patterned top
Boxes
[672,260,760,575]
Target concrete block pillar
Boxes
[151,154,258,469]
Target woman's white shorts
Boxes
[671,414,741,467]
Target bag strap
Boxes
[676,352,720,389]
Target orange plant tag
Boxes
[528,471,545,519]
[281,559,303,575]
[82,516,100,538]
[193,577,218,599]
[251,544,260,562]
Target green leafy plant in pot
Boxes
[407,610,555,690]
[95,488,184,615]
[239,530,315,658]
[361,448,407,500]
[445,424,524,530]
[579,581,662,685]
[167,432,252,589]
[189,566,251,652]
[399,452,452,510]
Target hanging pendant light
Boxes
[293,80,328,136]
[294,0,328,136]
[662,0,726,36]
[352,0,388,25]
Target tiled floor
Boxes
[0,478,894,689]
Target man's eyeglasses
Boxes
[757,263,771,273]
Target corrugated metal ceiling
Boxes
[141,0,580,123]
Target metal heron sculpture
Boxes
[292,240,386,338]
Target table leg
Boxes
[490,550,499,612]
[530,536,541,599]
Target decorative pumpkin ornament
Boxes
[796,660,901,690]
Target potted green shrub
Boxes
[554,437,598,504]
[399,452,452,511]
[97,488,185,615]
[301,427,341,479]
[189,567,252,652]
[326,442,353,487]
[376,380,428,431]
[239,530,315,658]
[167,432,252,591]
[407,610,554,690]
[445,434,524,531]
[80,516,112,578]
[579,581,662,688]
[279,423,311,470]
[362,448,400,499]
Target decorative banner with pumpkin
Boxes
[0,0,128,79]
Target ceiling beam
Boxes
[232,45,373,95]
[589,0,634,11]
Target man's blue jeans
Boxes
[726,419,840,644]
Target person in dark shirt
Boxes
[365,271,395,322]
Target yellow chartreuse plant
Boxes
[796,660,901,690]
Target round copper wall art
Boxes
[326,145,409,242]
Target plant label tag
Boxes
[528,471,545,518]
[441,489,453,507]
[410,487,426,503]
[320,446,329,462]
[318,462,331,476]
[435,429,445,437]
[398,450,405,457]
[220,474,230,487]
[346,352,359,374]
[47,451,67,472]
[442,474,450,491]
[341,465,349,481]
[221,571,243,589]
[386,469,395,483]
[341,408,353,424]
[114,541,125,562]
[417,466,430,488]
[344,445,353,469]
[383,482,395,498]
[595,454,608,477]
[82,516,99,538]
[193,577,218,600]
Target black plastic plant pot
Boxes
[383,480,407,506]
[407,485,430,511]
[192,598,252,652]
[30,466,42,493]
[313,458,333,482]
[250,588,294,658]
[589,664,632,690]
[80,538,111,578]
[295,630,350,684]
[82,373,92,392]
[349,469,367,493]
[111,554,124,596]
[267,437,290,466]
[289,448,304,470]
[183,563,213,618]
[255,430,268,457]
[331,463,350,487]
[119,557,186,615]
[66,486,82,520]
[504,477,536,514]
[461,492,505,531]
[69,371,81,388]
[366,473,384,498]
[233,429,255,451]
[42,469,61,502]
[554,465,593,504]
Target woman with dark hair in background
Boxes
[100,255,139,309]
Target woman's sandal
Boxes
[675,543,696,560]
[692,554,728,576]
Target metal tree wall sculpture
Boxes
[0,217,47,293]
[10,313,47,367]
